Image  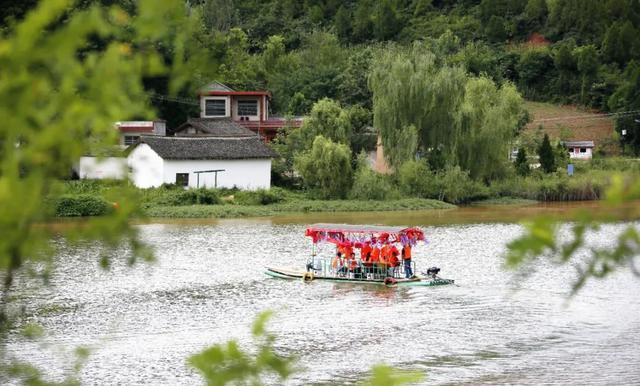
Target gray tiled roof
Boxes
[173,118,257,137]
[563,141,594,147]
[137,135,277,160]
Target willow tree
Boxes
[457,77,525,180]
[368,43,467,170]
[294,135,353,199]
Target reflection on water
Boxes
[4,214,640,385]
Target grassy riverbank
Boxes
[143,198,454,218]
[52,159,640,218]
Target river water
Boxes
[4,203,640,385]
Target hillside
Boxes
[524,101,618,153]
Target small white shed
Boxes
[127,134,276,190]
[565,141,594,160]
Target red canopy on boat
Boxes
[304,223,425,246]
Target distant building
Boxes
[116,121,166,146]
[564,141,594,160]
[128,122,276,189]
[197,82,302,141]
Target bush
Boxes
[54,194,112,217]
[397,160,436,198]
[349,167,398,200]
[149,188,222,206]
[434,166,489,204]
[234,188,286,205]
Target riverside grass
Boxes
[143,198,455,218]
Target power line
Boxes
[147,92,199,106]
[531,110,640,123]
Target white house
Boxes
[78,156,127,179]
[565,141,594,160]
[128,120,276,189]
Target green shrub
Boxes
[349,167,398,200]
[61,179,124,195]
[149,188,222,206]
[234,188,286,205]
[397,160,436,198]
[54,194,112,217]
[434,166,489,204]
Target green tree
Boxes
[608,61,640,155]
[294,136,353,198]
[516,49,555,99]
[353,0,373,42]
[337,46,374,108]
[553,40,578,97]
[334,5,352,42]
[0,0,204,382]
[538,133,556,173]
[368,43,467,170]
[485,15,508,42]
[201,0,238,32]
[574,45,600,105]
[373,0,401,41]
[457,77,526,181]
[524,0,548,28]
[299,98,352,145]
[515,147,530,176]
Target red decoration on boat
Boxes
[304,223,425,246]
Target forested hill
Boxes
[2,0,640,143]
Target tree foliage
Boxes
[538,133,556,173]
[369,43,467,170]
[458,77,526,180]
[294,136,353,199]
[506,175,640,294]
[515,147,530,176]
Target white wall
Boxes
[128,144,164,188]
[569,147,593,160]
[163,159,271,190]
[79,156,127,179]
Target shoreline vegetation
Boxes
[52,158,640,219]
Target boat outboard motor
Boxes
[426,267,440,279]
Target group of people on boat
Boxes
[330,241,415,279]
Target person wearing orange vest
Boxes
[360,242,372,263]
[388,245,400,277]
[402,245,413,278]
[379,244,391,277]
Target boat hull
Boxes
[264,266,454,287]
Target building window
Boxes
[176,173,189,187]
[237,100,258,116]
[205,99,226,116]
[580,148,587,153]
[124,135,139,146]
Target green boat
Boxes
[264,224,454,287]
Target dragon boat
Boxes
[265,224,454,287]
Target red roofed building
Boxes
[198,82,302,141]
[116,121,166,146]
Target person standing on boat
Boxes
[388,245,400,277]
[402,244,413,278]
[332,251,347,276]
